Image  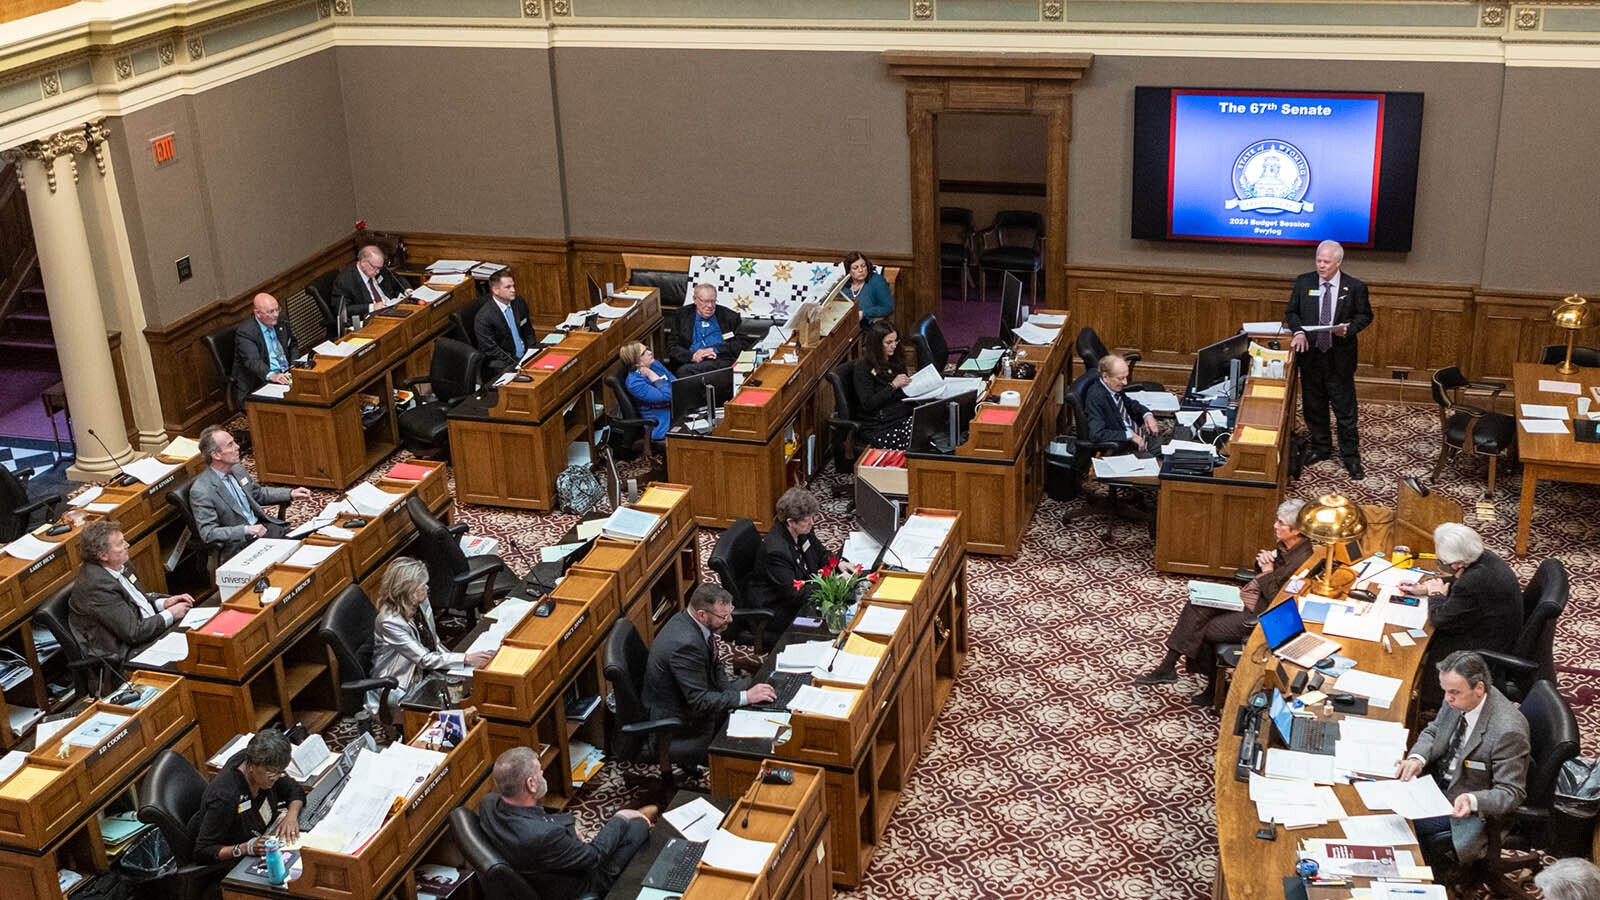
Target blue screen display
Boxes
[1167,90,1384,245]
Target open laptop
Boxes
[1257,598,1341,668]
[1267,689,1340,756]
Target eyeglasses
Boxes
[257,766,286,780]
[704,608,733,624]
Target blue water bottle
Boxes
[264,837,287,886]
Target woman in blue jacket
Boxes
[840,251,893,327]
[620,341,674,439]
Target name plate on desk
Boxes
[143,468,183,498]
[85,718,143,775]
[560,612,587,646]
[407,764,449,815]
[277,575,314,608]
[24,546,62,577]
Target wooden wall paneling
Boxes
[1469,291,1568,384]
[399,233,573,323]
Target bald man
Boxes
[232,292,300,396]
[331,244,411,319]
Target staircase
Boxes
[0,162,57,372]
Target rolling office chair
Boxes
[601,618,685,794]
[304,269,341,340]
[1429,366,1517,498]
[1075,326,1164,392]
[165,479,287,577]
[0,465,58,543]
[822,361,867,475]
[135,750,235,900]
[708,518,775,651]
[200,323,252,450]
[1479,558,1568,703]
[603,365,660,462]
[1061,371,1152,537]
[913,314,971,375]
[32,584,104,700]
[397,337,484,459]
[404,496,513,623]
[449,806,569,900]
[318,584,400,732]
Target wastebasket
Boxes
[1045,441,1077,501]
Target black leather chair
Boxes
[200,323,250,450]
[1061,371,1147,533]
[1075,327,1164,392]
[603,365,660,462]
[303,269,342,340]
[448,805,555,900]
[708,518,774,650]
[1538,344,1600,368]
[135,749,234,899]
[823,361,867,474]
[166,478,286,576]
[939,206,976,303]
[318,584,399,726]
[1429,366,1517,497]
[0,465,56,543]
[33,584,104,699]
[913,314,970,375]
[976,210,1043,305]
[397,337,483,459]
[405,496,512,623]
[627,268,691,309]
[602,619,684,793]
[1480,558,1568,702]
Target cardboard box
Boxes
[216,538,299,598]
[855,449,907,497]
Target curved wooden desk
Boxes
[1213,582,1434,898]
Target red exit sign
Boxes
[150,132,175,166]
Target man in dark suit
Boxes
[232,292,299,397]
[189,425,310,559]
[1284,240,1373,479]
[331,244,411,320]
[1400,522,1524,706]
[1082,354,1160,450]
[68,519,194,667]
[644,584,776,767]
[1397,651,1530,878]
[473,269,536,375]
[476,746,654,900]
[667,283,742,376]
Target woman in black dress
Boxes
[852,320,915,450]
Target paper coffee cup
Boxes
[1579,397,1592,416]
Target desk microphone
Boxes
[823,627,849,674]
[741,766,768,829]
[318,467,367,528]
[87,428,140,486]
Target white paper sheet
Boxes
[1126,390,1181,412]
[726,710,790,740]
[1244,321,1289,334]
[1027,313,1067,326]
[1520,403,1570,419]
[345,482,404,516]
[852,606,907,637]
[410,286,450,304]
[2,532,58,561]
[179,607,220,630]
[1011,322,1061,345]
[312,340,358,358]
[1355,777,1454,819]
[787,685,857,718]
[663,797,722,843]
[1263,749,1337,784]
[130,632,191,666]
[284,543,338,568]
[774,640,834,672]
[1333,670,1403,709]
[1340,814,1416,846]
[1539,379,1582,395]
[1092,455,1160,479]
[811,651,877,685]
[1520,418,1570,434]
[701,829,775,875]
[251,383,291,399]
[1323,605,1387,643]
[68,485,104,508]
[123,457,180,484]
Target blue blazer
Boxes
[625,362,674,439]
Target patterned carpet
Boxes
[245,397,1598,899]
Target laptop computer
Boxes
[1267,689,1340,756]
[1257,599,1341,668]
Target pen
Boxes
[680,810,706,831]
[1384,890,1427,895]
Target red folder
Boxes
[530,353,572,371]
[204,610,254,637]
[728,389,774,406]
[386,462,432,481]
[976,406,1018,425]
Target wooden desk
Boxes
[249,279,473,491]
[1213,580,1434,899]
[1512,362,1600,557]
[667,298,859,531]
[905,311,1070,556]
[0,671,200,900]
[448,290,662,511]
[708,510,968,888]
[1156,344,1299,578]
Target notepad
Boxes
[531,353,571,371]
[485,646,541,674]
[975,406,1018,425]
[871,574,921,603]
[636,485,687,508]
[843,633,887,658]
[1235,425,1277,444]
[851,605,906,637]
[1249,384,1286,399]
[0,766,56,799]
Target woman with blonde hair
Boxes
[619,341,674,439]
[369,557,493,712]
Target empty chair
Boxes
[405,496,512,622]
[708,518,775,650]
[1075,326,1164,391]
[0,465,57,543]
[939,206,976,302]
[913,314,971,375]
[200,322,245,419]
[601,618,683,791]
[397,337,484,458]
[823,361,867,473]
[976,210,1043,304]
[1429,366,1517,497]
[1538,344,1600,368]
[281,286,332,350]
[1480,558,1568,702]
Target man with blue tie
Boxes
[1285,240,1373,479]
[189,426,311,559]
[473,270,537,375]
[232,293,300,397]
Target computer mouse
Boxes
[45,523,72,537]
[343,517,368,529]
[1314,658,1336,670]
[533,599,555,617]
[107,689,142,706]
[513,374,534,383]
[1330,694,1357,707]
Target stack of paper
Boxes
[2,532,58,561]
[852,606,906,637]
[285,543,339,568]
[1248,772,1346,828]
[774,640,833,672]
[123,457,180,484]
[469,262,506,279]
[425,259,480,274]
[1027,312,1066,327]
[787,685,858,719]
[1126,390,1181,412]
[131,632,192,667]
[311,340,359,358]
[410,286,450,305]
[1091,455,1160,479]
[1333,717,1411,777]
[886,514,955,573]
[811,651,878,685]
[663,797,722,843]
[1354,777,1454,819]
[703,829,776,874]
[1011,322,1061,345]
[345,482,405,517]
[601,507,661,542]
[726,710,789,740]
[252,383,291,399]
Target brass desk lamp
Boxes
[1551,294,1592,375]
[1296,492,1367,597]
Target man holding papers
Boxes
[1083,355,1160,450]
[1285,240,1373,479]
[1399,523,1522,707]
[190,426,311,559]
[644,585,776,767]
[477,746,654,900]
[473,270,537,375]
[68,520,195,667]
[1396,651,1530,878]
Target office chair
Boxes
[1075,327,1164,392]
[166,479,287,576]
[627,268,691,308]
[1538,344,1600,368]
[1429,366,1517,498]
[939,207,976,302]
[976,210,1043,305]
[33,584,104,700]
[397,337,484,459]
[1479,558,1568,702]
[303,269,341,341]
[449,805,563,900]
[318,584,400,728]
[200,323,252,450]
[404,496,512,623]
[603,365,659,462]
[135,750,235,899]
[708,518,775,651]
[601,619,684,794]
[1457,680,1581,898]
[1061,371,1150,536]
[913,314,970,375]
[281,286,331,351]
[822,361,867,474]
[0,465,58,543]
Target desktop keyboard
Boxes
[643,838,706,892]
[755,670,808,712]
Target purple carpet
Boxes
[0,367,63,442]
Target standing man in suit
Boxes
[232,293,299,397]
[331,244,411,319]
[667,284,742,376]
[473,269,536,375]
[476,746,655,900]
[1285,240,1373,479]
[1397,651,1530,879]
[644,584,776,768]
[1082,354,1160,450]
[189,425,310,559]
[68,519,195,668]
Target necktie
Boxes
[264,325,286,371]
[1317,282,1334,351]
[224,476,259,525]
[1115,391,1133,433]
[504,304,525,357]
[112,569,152,613]
[1442,714,1468,783]
[368,276,384,308]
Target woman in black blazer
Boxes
[744,488,835,634]
[851,320,915,450]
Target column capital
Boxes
[0,120,112,193]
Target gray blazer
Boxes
[1408,686,1531,862]
[189,465,293,558]
[67,564,172,662]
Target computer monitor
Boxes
[854,475,902,548]
[670,365,736,423]
[1187,331,1251,398]
[586,273,605,307]
[909,389,980,454]
[1000,272,1024,344]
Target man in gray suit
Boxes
[68,519,195,668]
[1397,650,1531,878]
[189,426,311,559]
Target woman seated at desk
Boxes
[619,341,674,440]
[1133,498,1311,705]
[745,487,844,636]
[370,557,494,715]
[853,320,915,450]
[840,251,893,327]
[190,730,304,863]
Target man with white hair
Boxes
[331,243,411,318]
[1401,522,1523,705]
[1285,240,1372,479]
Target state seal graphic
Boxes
[1225,140,1314,214]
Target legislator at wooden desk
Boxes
[448,288,662,511]
[248,279,473,491]
[1214,570,1434,899]
[1513,362,1600,557]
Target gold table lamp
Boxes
[1295,492,1368,597]
[1551,294,1592,375]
